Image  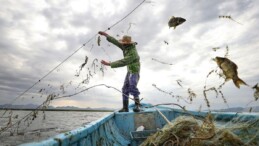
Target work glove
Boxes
[98,31,108,37]
[101,60,111,66]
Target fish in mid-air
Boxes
[168,16,186,29]
[214,56,247,88]
[252,83,259,101]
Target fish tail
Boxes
[233,77,247,88]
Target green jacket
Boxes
[107,36,140,74]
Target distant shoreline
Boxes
[0,108,114,112]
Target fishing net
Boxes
[1,1,259,146]
[0,1,149,144]
[141,114,259,146]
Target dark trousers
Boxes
[122,72,140,101]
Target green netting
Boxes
[141,114,259,146]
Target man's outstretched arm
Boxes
[110,55,138,68]
[98,31,123,49]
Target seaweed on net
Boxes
[225,45,229,58]
[0,65,128,136]
[187,88,196,102]
[75,56,89,77]
[127,22,136,34]
[141,113,259,146]
[203,87,218,108]
[151,58,173,66]
[203,67,229,109]
[100,64,106,76]
[176,79,183,88]
[212,47,220,51]
[97,36,101,46]
[60,84,65,94]
[164,40,169,45]
[152,81,198,104]
[219,15,243,25]
[91,58,98,74]
[203,83,229,109]
[152,84,191,104]
[0,57,106,136]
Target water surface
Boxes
[0,110,111,146]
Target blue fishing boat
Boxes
[21,103,259,146]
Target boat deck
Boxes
[20,104,259,146]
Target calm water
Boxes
[0,110,111,146]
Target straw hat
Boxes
[118,35,134,44]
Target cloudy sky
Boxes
[0,0,259,111]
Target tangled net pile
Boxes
[141,114,259,146]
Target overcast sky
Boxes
[0,0,259,111]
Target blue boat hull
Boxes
[20,103,259,146]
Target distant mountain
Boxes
[55,106,114,111]
[55,106,80,109]
[0,104,114,111]
[0,104,39,109]
[243,106,259,112]
[93,107,115,111]
[214,106,259,112]
[2,104,256,112]
[215,107,244,112]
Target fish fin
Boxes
[252,83,258,89]
[233,78,247,89]
[225,78,231,82]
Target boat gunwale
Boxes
[20,104,259,146]
[20,112,115,146]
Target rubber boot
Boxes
[119,100,129,112]
[133,98,140,112]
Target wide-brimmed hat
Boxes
[118,35,134,44]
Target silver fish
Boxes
[168,16,186,29]
[214,57,247,88]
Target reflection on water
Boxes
[0,110,111,146]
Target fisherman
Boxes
[98,31,141,112]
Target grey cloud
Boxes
[0,0,259,109]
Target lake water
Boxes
[0,110,111,146]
